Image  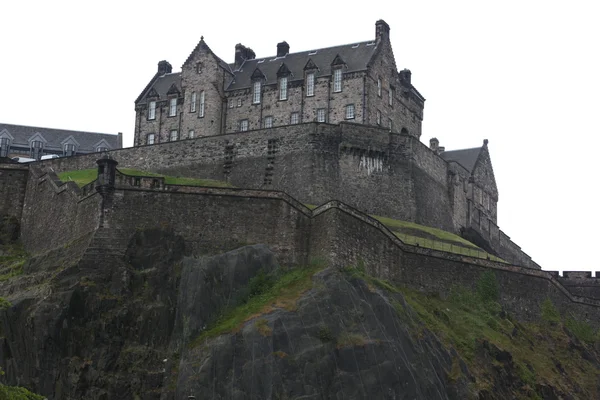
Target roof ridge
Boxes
[0,122,116,136]
[242,39,373,63]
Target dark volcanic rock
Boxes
[174,268,472,399]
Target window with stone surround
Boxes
[290,112,299,124]
[0,138,9,157]
[345,104,355,119]
[199,91,205,117]
[240,119,249,131]
[190,92,197,112]
[147,133,155,145]
[189,130,195,139]
[279,77,288,100]
[253,81,261,104]
[388,118,393,132]
[237,98,242,107]
[169,98,177,117]
[376,110,381,125]
[306,73,315,97]
[264,116,273,128]
[170,129,178,141]
[30,140,43,160]
[333,69,342,92]
[64,144,75,157]
[229,99,234,108]
[148,101,156,120]
[388,86,394,106]
[377,78,382,97]
[317,108,326,122]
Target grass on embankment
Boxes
[0,383,44,400]
[344,265,600,397]
[191,264,323,347]
[57,168,232,188]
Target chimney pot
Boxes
[157,60,172,75]
[277,41,289,57]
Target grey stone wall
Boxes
[364,37,423,138]
[20,166,101,254]
[38,122,534,266]
[0,164,28,220]
[556,272,600,301]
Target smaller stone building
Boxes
[133,20,425,145]
[0,123,122,160]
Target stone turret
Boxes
[96,154,118,195]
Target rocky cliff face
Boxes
[1,227,599,399]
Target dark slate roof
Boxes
[227,40,377,90]
[137,72,182,104]
[0,123,122,153]
[440,147,481,172]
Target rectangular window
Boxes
[253,81,261,104]
[0,138,8,157]
[148,101,156,120]
[377,78,382,97]
[199,91,205,117]
[170,129,178,141]
[237,98,242,107]
[190,92,197,112]
[306,73,315,96]
[189,130,195,139]
[30,140,43,160]
[376,110,381,125]
[345,104,355,119]
[317,108,326,123]
[389,86,394,106]
[240,119,249,131]
[64,144,75,156]
[290,112,299,124]
[169,98,177,116]
[388,118,393,132]
[279,77,288,100]
[333,69,342,92]
[229,99,234,108]
[264,116,273,128]
[147,133,155,145]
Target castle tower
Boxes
[95,154,118,195]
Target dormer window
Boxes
[97,146,109,152]
[190,92,197,112]
[333,69,342,92]
[0,138,9,158]
[148,101,156,120]
[30,140,43,160]
[253,81,261,104]
[306,73,315,97]
[169,98,177,117]
[279,77,288,100]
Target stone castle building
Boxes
[133,20,424,145]
[0,123,122,160]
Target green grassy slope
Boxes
[57,168,232,188]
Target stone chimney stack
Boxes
[399,69,412,86]
[234,44,256,69]
[157,60,172,75]
[277,41,290,57]
[429,138,439,152]
[375,20,390,42]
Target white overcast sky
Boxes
[2,0,599,272]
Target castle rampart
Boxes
[0,163,28,221]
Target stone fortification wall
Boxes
[35,122,535,266]
[104,187,314,266]
[20,166,102,254]
[555,271,600,301]
[0,164,28,220]
[314,203,600,328]
[90,182,600,327]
